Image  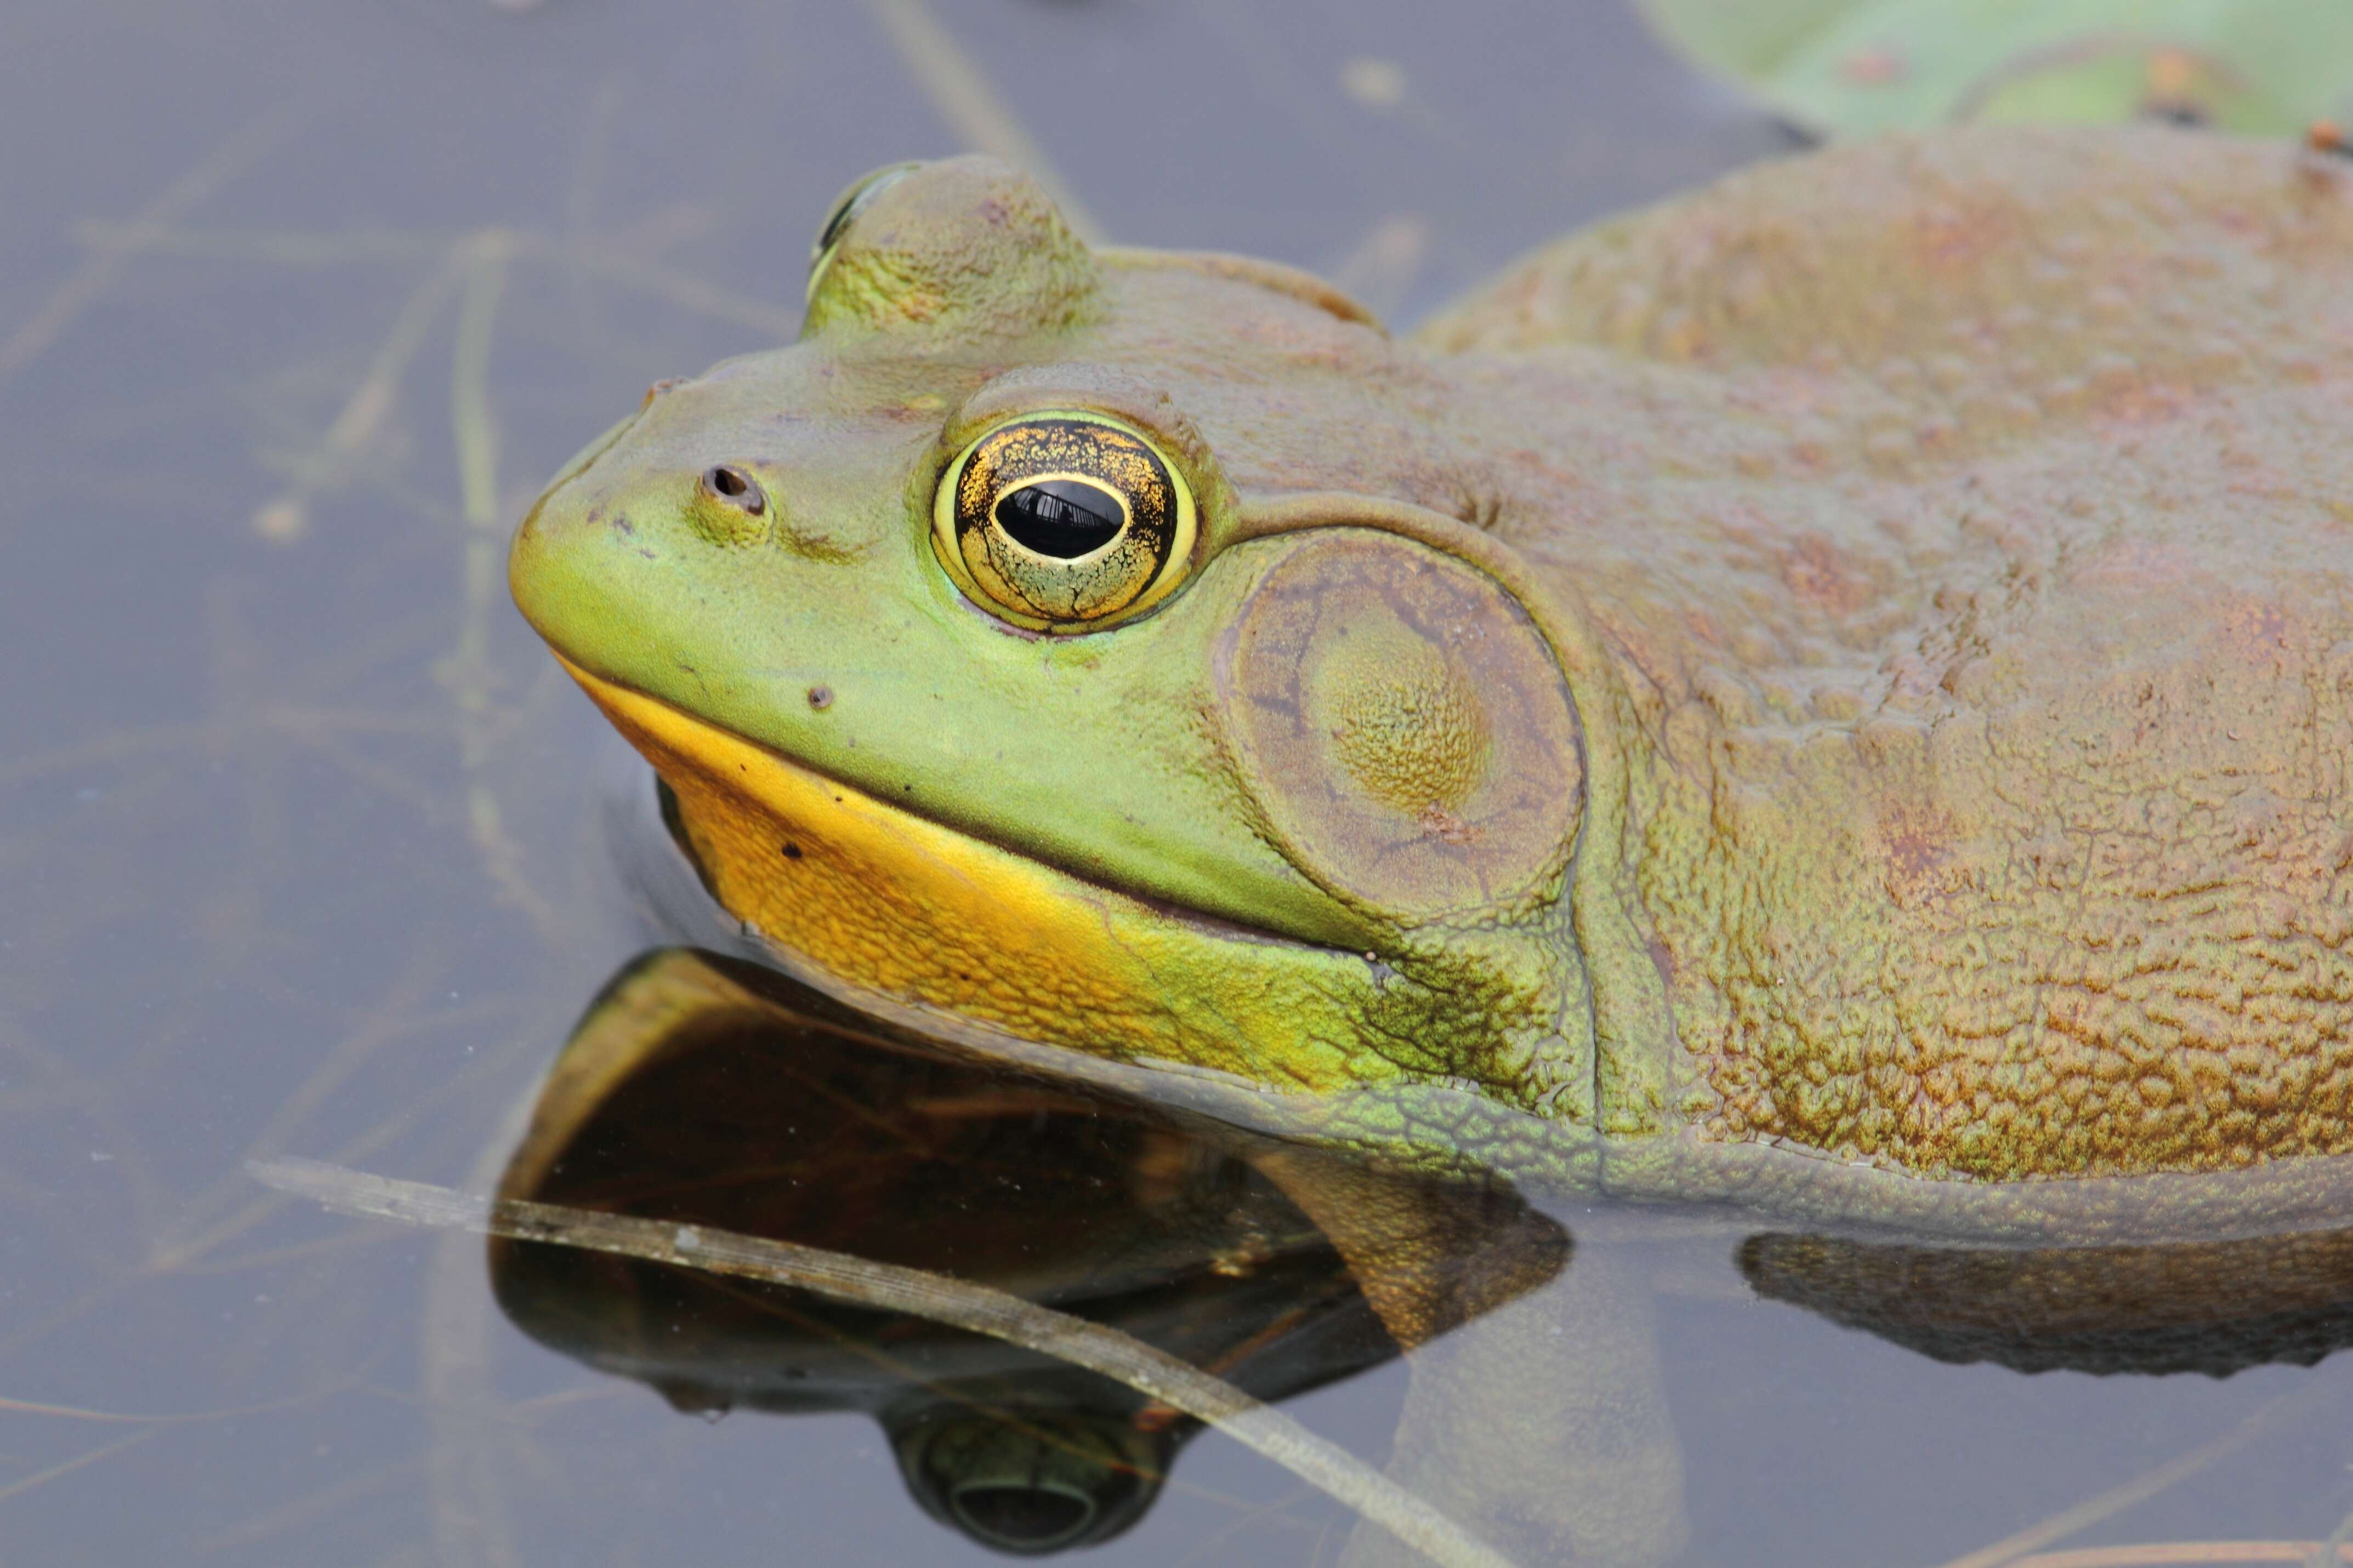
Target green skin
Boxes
[512,126,2353,1245]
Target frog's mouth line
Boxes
[553,655,1393,1089]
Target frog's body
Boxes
[513,127,2353,1243]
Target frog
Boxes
[509,123,2353,1253]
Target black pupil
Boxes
[709,467,746,496]
[994,478,1124,558]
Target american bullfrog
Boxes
[510,125,2353,1248]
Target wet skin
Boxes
[511,127,2353,1242]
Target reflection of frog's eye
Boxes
[700,464,765,516]
[932,413,1196,631]
[890,1411,1166,1554]
[806,162,919,303]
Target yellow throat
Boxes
[556,656,1396,1092]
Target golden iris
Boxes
[932,413,1196,630]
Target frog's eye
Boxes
[806,162,919,304]
[932,413,1196,631]
[700,464,765,516]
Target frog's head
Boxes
[511,157,1610,1115]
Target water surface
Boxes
[5,1,2350,1563]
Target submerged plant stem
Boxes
[2012,1546,2353,1567]
[2,99,308,385]
[247,1156,1515,1568]
[1935,1387,2319,1568]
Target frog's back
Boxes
[1414,129,2353,1204]
[1414,126,2351,375]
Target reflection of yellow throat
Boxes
[556,657,1389,1090]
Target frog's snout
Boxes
[506,465,654,660]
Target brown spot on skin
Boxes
[806,685,834,710]
[2072,538,2201,591]
[1780,534,1870,614]
[1884,823,1943,881]
[1653,309,1707,361]
[2135,49,2219,127]
[1418,802,1475,845]
[2219,595,2293,661]
[1841,47,1906,85]
[1907,199,2014,273]
[1879,803,1968,909]
[2098,375,2193,426]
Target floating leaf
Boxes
[1637,0,2353,136]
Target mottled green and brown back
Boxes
[1420,128,2353,1182]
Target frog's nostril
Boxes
[701,465,765,515]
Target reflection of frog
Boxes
[495,949,2353,1564]
[511,127,2353,1243]
[489,949,1568,1556]
[1742,1224,2353,1377]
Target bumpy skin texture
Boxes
[1422,129,2353,1183]
[513,127,2353,1216]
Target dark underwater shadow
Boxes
[1740,1225,2353,1379]
[488,946,1568,1556]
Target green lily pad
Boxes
[1638,0,2353,136]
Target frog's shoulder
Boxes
[1410,125,2353,369]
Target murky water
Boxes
[7,2,2352,1564]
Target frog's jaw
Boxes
[556,657,1411,1092]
